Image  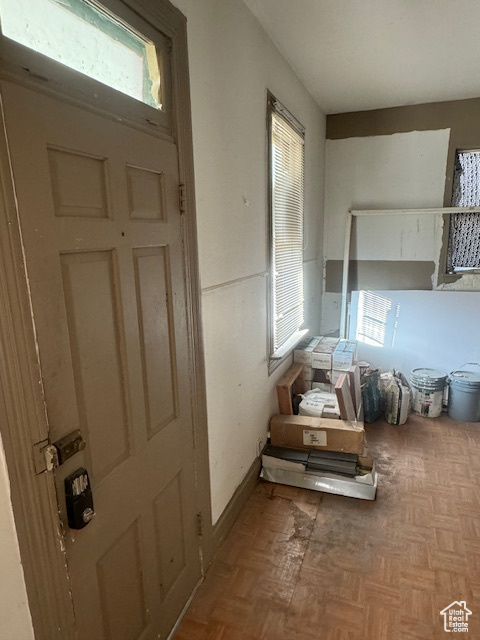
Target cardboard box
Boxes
[303,365,313,381]
[311,337,339,370]
[333,340,357,371]
[293,336,322,365]
[270,414,365,455]
[330,369,344,385]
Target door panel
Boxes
[60,249,131,479]
[133,245,178,437]
[97,521,148,640]
[49,147,111,219]
[127,165,166,221]
[2,79,200,639]
[154,471,187,598]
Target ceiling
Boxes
[243,0,480,114]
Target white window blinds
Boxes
[270,103,305,354]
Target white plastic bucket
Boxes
[410,368,447,418]
[448,369,480,422]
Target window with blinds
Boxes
[268,97,305,357]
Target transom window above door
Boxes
[0,0,162,110]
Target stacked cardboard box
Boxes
[262,414,376,500]
[270,414,365,454]
[333,340,358,371]
[268,351,377,500]
[312,337,339,370]
[293,336,322,389]
[295,338,357,392]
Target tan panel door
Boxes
[1,79,201,640]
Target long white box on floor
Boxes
[260,465,377,500]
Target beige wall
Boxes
[0,438,34,640]
[171,0,325,522]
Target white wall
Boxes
[349,290,480,375]
[322,129,450,333]
[0,437,34,640]
[172,0,325,522]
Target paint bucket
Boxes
[410,368,448,418]
[448,369,480,422]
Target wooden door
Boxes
[1,78,201,640]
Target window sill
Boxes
[436,271,480,287]
[451,269,480,274]
[268,329,309,375]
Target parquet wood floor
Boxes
[174,415,480,639]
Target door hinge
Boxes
[32,439,58,475]
[179,183,187,215]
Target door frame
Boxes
[0,2,213,639]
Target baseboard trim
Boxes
[211,458,261,552]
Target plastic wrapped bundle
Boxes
[361,369,384,423]
[385,372,411,425]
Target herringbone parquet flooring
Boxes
[174,415,480,639]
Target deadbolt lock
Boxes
[65,468,95,530]
[82,507,95,524]
[53,430,86,466]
